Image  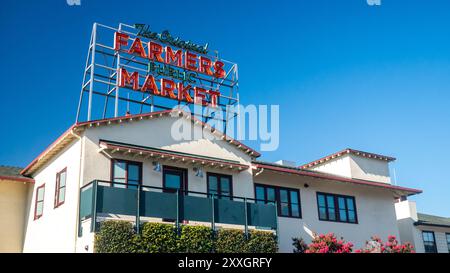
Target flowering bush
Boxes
[305,233,353,253]
[356,235,415,253]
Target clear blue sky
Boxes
[1,0,449,217]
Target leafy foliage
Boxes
[244,230,278,253]
[94,220,278,253]
[215,229,247,253]
[292,237,308,253]
[94,221,137,253]
[178,225,214,253]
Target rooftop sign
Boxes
[76,23,239,126]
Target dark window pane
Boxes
[319,207,327,220]
[267,188,276,202]
[290,191,299,204]
[328,208,336,220]
[291,203,300,217]
[339,209,347,222]
[327,196,335,208]
[255,186,265,203]
[346,198,355,211]
[220,178,230,193]
[165,173,181,189]
[318,194,326,207]
[209,176,218,191]
[128,164,140,181]
[338,197,346,210]
[280,203,289,216]
[280,189,288,203]
[348,210,356,223]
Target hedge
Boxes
[94,220,278,253]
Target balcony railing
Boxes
[78,180,278,236]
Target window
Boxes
[446,233,450,253]
[207,173,233,199]
[162,166,188,194]
[34,184,45,220]
[54,168,67,208]
[254,184,301,218]
[422,231,437,253]
[317,192,357,224]
[111,160,142,189]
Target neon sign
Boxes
[76,23,239,125]
[114,28,226,108]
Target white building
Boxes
[395,200,450,253]
[1,110,425,253]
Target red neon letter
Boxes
[128,38,147,58]
[177,83,193,103]
[208,90,220,108]
[185,51,198,71]
[213,61,226,78]
[194,87,208,106]
[165,46,183,67]
[199,56,213,76]
[118,68,139,90]
[114,32,129,51]
[149,42,164,62]
[160,79,177,99]
[141,74,160,95]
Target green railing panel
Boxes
[79,181,278,232]
[141,191,177,219]
[248,202,277,229]
[79,186,93,219]
[215,198,246,225]
[96,185,137,215]
[182,195,213,222]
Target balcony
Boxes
[78,180,278,236]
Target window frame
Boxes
[162,165,188,195]
[54,167,67,208]
[254,183,302,219]
[422,230,438,253]
[316,192,358,224]
[207,172,233,200]
[110,159,143,188]
[34,184,45,220]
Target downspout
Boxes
[71,128,83,253]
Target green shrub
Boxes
[139,222,178,253]
[94,221,278,253]
[178,225,213,253]
[215,229,247,253]
[94,221,136,253]
[244,230,278,253]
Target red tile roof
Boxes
[299,148,396,169]
[253,161,421,196]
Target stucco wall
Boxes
[254,170,400,253]
[0,180,30,252]
[23,140,82,253]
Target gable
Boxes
[83,115,253,164]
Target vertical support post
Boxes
[274,200,279,245]
[136,183,141,234]
[176,189,180,234]
[244,197,249,239]
[87,23,97,121]
[211,194,215,231]
[114,23,122,117]
[90,180,98,232]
